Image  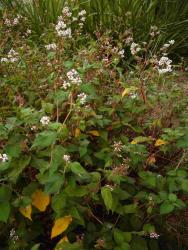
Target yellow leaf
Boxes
[121,86,138,98]
[32,189,50,212]
[155,139,168,147]
[88,130,100,136]
[121,88,131,97]
[131,139,137,145]
[51,215,72,239]
[19,205,32,221]
[75,128,81,138]
[131,136,151,145]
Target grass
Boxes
[0,0,187,57]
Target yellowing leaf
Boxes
[19,205,32,221]
[75,128,81,138]
[131,136,151,145]
[51,215,72,239]
[88,130,100,136]
[155,139,168,147]
[121,86,138,98]
[32,189,50,212]
[121,88,132,97]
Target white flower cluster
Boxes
[45,43,57,51]
[62,69,82,90]
[0,153,9,162]
[63,154,70,163]
[150,25,160,37]
[55,6,86,37]
[111,47,125,58]
[4,14,22,27]
[118,49,125,58]
[77,9,86,27]
[62,6,72,17]
[62,81,71,90]
[25,29,32,36]
[1,49,19,63]
[77,93,87,105]
[67,69,82,84]
[149,232,160,239]
[9,228,19,244]
[113,141,123,153]
[160,40,175,53]
[55,16,72,38]
[40,116,50,125]
[130,42,141,55]
[157,56,172,74]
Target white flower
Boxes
[113,141,123,152]
[62,6,72,17]
[78,10,86,16]
[62,81,71,89]
[40,116,50,125]
[55,17,72,38]
[45,43,57,50]
[130,93,138,99]
[118,49,125,58]
[1,49,19,63]
[163,43,170,48]
[67,69,82,84]
[77,93,87,105]
[4,18,11,26]
[13,18,19,25]
[125,37,133,44]
[26,29,32,35]
[0,153,9,162]
[72,17,78,22]
[31,125,37,131]
[149,232,160,239]
[1,58,9,63]
[130,42,141,55]
[157,56,172,74]
[80,16,86,22]
[169,40,175,45]
[63,154,70,163]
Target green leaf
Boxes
[124,204,137,214]
[131,236,148,250]
[168,193,177,202]
[70,162,90,180]
[160,201,174,214]
[0,201,10,223]
[121,242,131,250]
[32,131,57,149]
[31,244,40,250]
[114,229,125,245]
[52,193,67,216]
[123,232,132,243]
[181,180,188,192]
[8,156,31,182]
[49,145,64,175]
[0,186,11,201]
[101,187,113,211]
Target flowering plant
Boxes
[0,4,188,250]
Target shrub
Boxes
[0,4,188,250]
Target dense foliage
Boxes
[0,1,188,250]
